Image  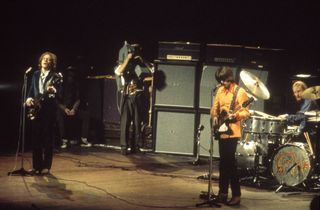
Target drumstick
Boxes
[303,132,314,156]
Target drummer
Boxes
[279,80,319,173]
[279,81,318,135]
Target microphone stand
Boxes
[8,69,31,176]
[196,133,221,207]
[195,87,221,208]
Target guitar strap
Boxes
[229,86,240,114]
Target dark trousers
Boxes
[218,138,241,197]
[32,106,56,170]
[120,93,142,149]
[57,109,90,141]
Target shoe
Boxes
[28,169,41,176]
[41,168,50,175]
[80,137,92,147]
[130,147,141,154]
[60,142,68,149]
[121,147,128,155]
[215,193,228,204]
[60,139,68,149]
[226,196,241,206]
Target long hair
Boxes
[38,51,57,70]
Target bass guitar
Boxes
[213,97,254,139]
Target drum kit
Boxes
[236,70,320,191]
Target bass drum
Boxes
[271,142,313,186]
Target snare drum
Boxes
[271,142,313,186]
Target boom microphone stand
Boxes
[8,67,32,176]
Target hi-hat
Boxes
[301,86,320,100]
[240,70,270,100]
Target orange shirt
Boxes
[210,83,250,139]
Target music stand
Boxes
[8,68,32,176]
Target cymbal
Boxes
[249,110,276,119]
[307,117,320,123]
[301,86,320,100]
[240,70,270,100]
[304,110,320,117]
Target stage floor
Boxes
[0,146,319,210]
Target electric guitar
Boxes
[27,73,63,120]
[213,97,254,138]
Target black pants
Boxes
[57,109,90,141]
[120,93,142,149]
[218,138,241,197]
[31,104,56,171]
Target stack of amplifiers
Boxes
[153,60,198,155]
[154,42,200,155]
[153,42,272,157]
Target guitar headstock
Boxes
[51,72,63,85]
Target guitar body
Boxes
[213,109,233,139]
[26,95,44,120]
[27,73,63,120]
[213,96,254,139]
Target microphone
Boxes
[25,67,32,74]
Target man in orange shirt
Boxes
[211,66,250,206]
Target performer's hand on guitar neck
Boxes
[25,98,34,107]
[47,85,57,94]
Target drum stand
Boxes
[196,134,221,208]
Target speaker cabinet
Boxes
[155,62,197,108]
[103,78,120,124]
[154,109,195,155]
[239,68,268,111]
[199,65,238,109]
[198,113,220,157]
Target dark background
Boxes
[1,0,320,152]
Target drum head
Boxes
[271,144,312,186]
